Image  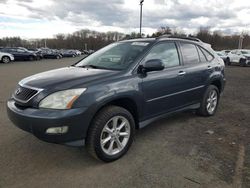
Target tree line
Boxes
[0,27,249,51]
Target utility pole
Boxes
[44,39,47,48]
[139,0,144,37]
[238,34,244,49]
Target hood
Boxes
[19,66,118,90]
[0,52,13,56]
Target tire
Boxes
[86,105,135,162]
[1,56,11,64]
[240,58,246,67]
[196,85,220,116]
[226,58,231,65]
[29,56,34,61]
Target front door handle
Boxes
[178,71,186,76]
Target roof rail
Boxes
[157,35,202,42]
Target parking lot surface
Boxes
[0,58,249,188]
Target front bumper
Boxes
[7,99,92,146]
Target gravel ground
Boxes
[0,57,249,188]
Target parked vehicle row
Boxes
[216,49,250,67]
[0,47,93,63]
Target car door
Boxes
[235,50,242,62]
[140,41,189,119]
[230,50,238,62]
[17,49,28,60]
[178,42,212,104]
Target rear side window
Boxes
[199,47,214,61]
[180,43,200,64]
[144,42,180,68]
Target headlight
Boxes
[39,88,86,109]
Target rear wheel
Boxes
[240,58,247,67]
[197,85,219,116]
[86,106,135,162]
[1,56,11,63]
[29,56,34,61]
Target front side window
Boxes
[180,43,200,65]
[76,42,150,70]
[143,42,180,68]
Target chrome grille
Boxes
[14,85,39,102]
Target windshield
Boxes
[75,41,150,70]
[216,52,223,56]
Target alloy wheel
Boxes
[100,116,130,156]
[2,57,10,63]
[206,90,218,114]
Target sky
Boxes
[0,0,249,39]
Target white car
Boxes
[75,50,82,56]
[0,51,15,63]
[215,51,229,64]
[227,49,250,66]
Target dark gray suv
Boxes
[7,37,226,162]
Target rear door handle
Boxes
[207,66,213,70]
[178,71,186,76]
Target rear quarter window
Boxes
[196,46,207,62]
[199,47,214,62]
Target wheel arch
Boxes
[90,97,140,130]
[1,55,11,62]
[210,79,222,93]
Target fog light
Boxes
[46,126,68,134]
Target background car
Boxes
[215,51,229,65]
[60,49,77,57]
[227,49,250,66]
[27,48,44,60]
[40,49,62,59]
[0,47,37,61]
[221,50,231,55]
[0,51,14,63]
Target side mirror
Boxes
[142,59,165,72]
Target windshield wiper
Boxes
[75,64,120,71]
[76,65,105,69]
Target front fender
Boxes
[73,75,144,118]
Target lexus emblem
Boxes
[15,88,21,95]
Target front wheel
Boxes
[197,85,219,116]
[1,56,11,63]
[226,58,231,65]
[86,106,135,162]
